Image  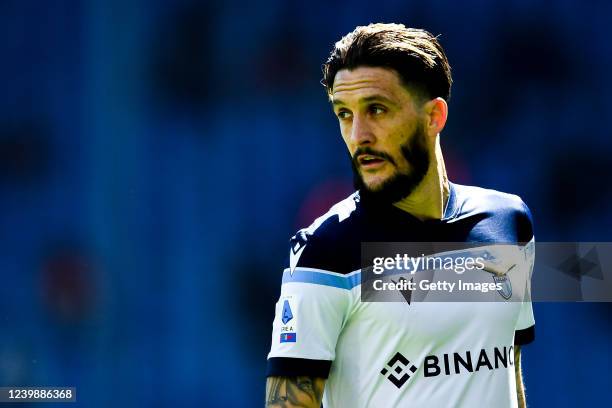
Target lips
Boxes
[358,154,386,168]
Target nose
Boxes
[350,114,376,146]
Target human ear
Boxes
[424,97,448,135]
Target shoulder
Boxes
[452,183,534,242]
[453,184,530,215]
[288,192,361,274]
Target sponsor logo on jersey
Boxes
[381,346,515,388]
[380,352,417,388]
[280,333,296,343]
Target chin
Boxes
[362,176,391,193]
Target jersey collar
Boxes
[441,182,459,221]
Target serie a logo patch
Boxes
[279,298,298,343]
[282,300,293,324]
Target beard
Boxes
[352,122,430,206]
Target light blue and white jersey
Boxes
[267,183,535,408]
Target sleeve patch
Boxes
[278,295,299,343]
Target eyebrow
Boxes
[331,95,400,108]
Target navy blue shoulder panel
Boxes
[285,184,534,274]
[288,193,362,274]
[449,183,534,243]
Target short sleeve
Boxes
[515,237,535,345]
[266,266,352,378]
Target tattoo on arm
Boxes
[266,376,325,408]
[515,346,527,408]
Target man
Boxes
[265,23,535,408]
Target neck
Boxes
[393,135,450,221]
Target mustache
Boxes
[352,147,396,166]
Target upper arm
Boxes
[266,269,351,378]
[514,345,521,375]
[514,345,522,392]
[514,345,526,408]
[266,229,354,405]
[267,227,354,378]
[266,376,326,408]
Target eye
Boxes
[369,104,386,115]
[336,109,352,120]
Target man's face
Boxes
[331,66,431,203]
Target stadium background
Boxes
[1,0,611,406]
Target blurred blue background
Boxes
[1,0,611,406]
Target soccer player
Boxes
[265,23,535,408]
